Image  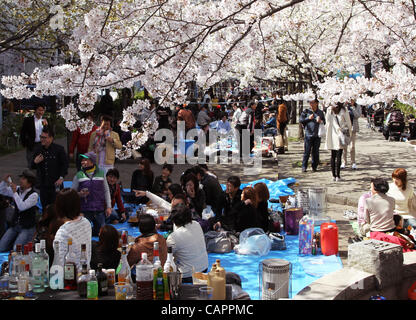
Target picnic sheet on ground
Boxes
[0,177,343,300]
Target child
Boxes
[106,168,127,224]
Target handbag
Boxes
[335,115,350,147]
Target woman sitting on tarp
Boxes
[234,187,262,234]
[365,178,415,252]
[166,204,208,283]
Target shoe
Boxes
[302,168,307,173]
[333,177,336,182]
[312,168,317,172]
[352,163,357,170]
[340,163,346,169]
[336,177,342,182]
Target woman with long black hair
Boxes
[325,102,352,182]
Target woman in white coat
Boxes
[325,102,352,182]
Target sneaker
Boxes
[312,168,317,172]
[352,163,357,170]
[336,177,342,182]
[302,168,307,173]
[333,177,336,182]
[340,163,346,169]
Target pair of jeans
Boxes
[40,186,58,213]
[83,211,105,237]
[331,149,343,178]
[302,136,321,170]
[105,209,128,224]
[0,225,36,252]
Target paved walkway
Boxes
[1,116,413,265]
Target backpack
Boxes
[204,230,239,253]
[390,111,404,123]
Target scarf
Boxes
[92,129,110,153]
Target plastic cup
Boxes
[114,282,129,300]
[199,286,213,300]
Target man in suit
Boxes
[31,126,68,211]
[88,115,122,174]
[20,105,48,167]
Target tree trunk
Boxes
[365,62,372,79]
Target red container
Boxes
[320,223,338,256]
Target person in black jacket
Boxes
[31,126,68,211]
[131,158,154,204]
[183,173,206,219]
[20,105,48,167]
[193,165,224,216]
[212,176,242,232]
[299,98,325,173]
[152,164,173,197]
[234,186,261,233]
[254,182,270,233]
[0,170,39,252]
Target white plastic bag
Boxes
[234,228,271,256]
[202,205,215,220]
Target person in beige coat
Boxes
[365,178,396,233]
[325,102,352,182]
[88,115,122,174]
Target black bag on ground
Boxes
[204,230,239,253]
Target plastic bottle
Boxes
[136,253,153,300]
[153,261,164,300]
[211,269,226,300]
[87,270,98,300]
[299,215,314,255]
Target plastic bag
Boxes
[202,205,215,220]
[234,228,271,256]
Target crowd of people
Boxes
[0,97,284,281]
[1,86,415,288]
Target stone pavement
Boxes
[1,116,414,266]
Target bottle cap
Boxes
[154,242,159,250]
[167,246,172,253]
[89,270,95,276]
[35,243,41,253]
[40,239,46,248]
[141,252,148,260]
[68,238,73,245]
[23,245,29,255]
[16,244,22,252]
[81,243,86,250]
